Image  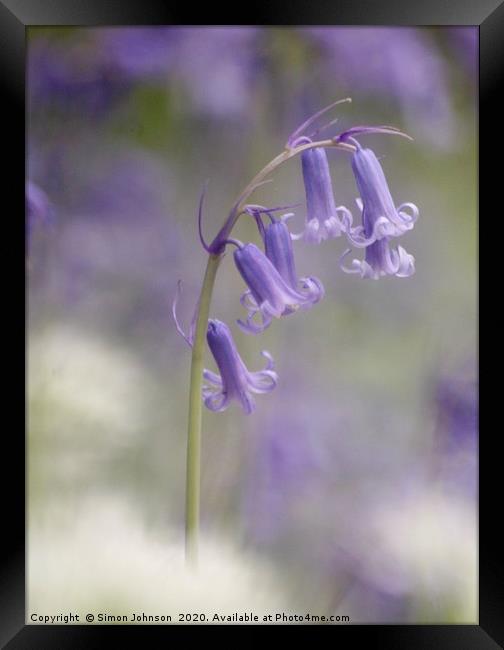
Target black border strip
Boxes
[1,0,503,25]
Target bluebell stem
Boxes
[203,319,278,414]
[338,133,418,279]
[233,241,324,334]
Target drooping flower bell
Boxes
[260,208,325,298]
[203,319,278,414]
[340,138,418,279]
[340,239,415,279]
[172,286,278,414]
[284,99,354,244]
[244,205,300,288]
[264,217,299,289]
[291,146,352,244]
[233,238,324,334]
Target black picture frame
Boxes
[4,1,497,646]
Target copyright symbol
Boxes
[86,613,94,622]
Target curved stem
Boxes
[210,139,355,252]
[184,138,354,565]
[238,139,354,211]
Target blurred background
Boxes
[27,27,477,623]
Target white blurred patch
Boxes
[28,498,292,623]
[28,325,154,443]
[340,487,477,622]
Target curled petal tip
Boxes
[261,350,275,371]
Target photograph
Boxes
[26,25,478,626]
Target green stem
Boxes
[184,138,354,565]
[185,253,221,565]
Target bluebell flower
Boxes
[340,140,418,279]
[340,239,415,280]
[292,146,352,244]
[233,240,324,334]
[172,287,277,414]
[244,205,300,288]
[203,319,278,414]
[264,217,299,289]
[282,99,354,244]
[262,212,327,308]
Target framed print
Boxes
[1,0,499,646]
